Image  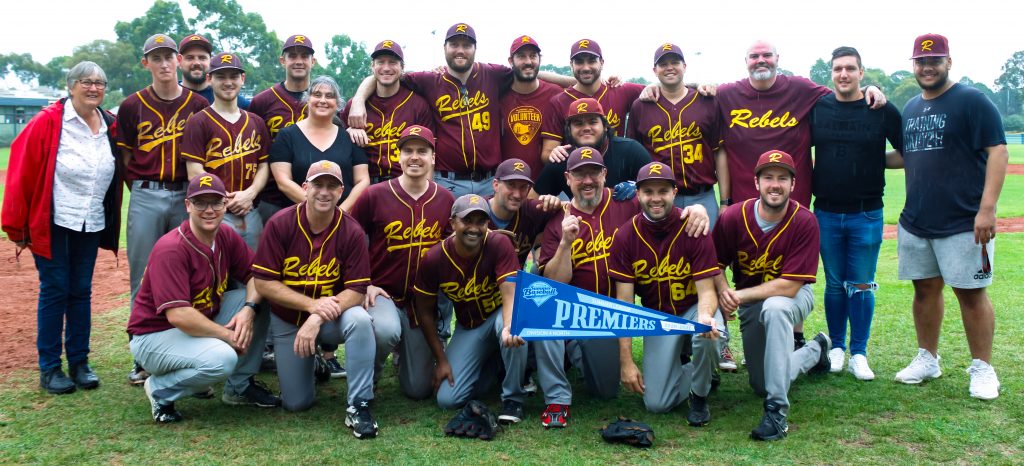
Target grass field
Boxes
[1,234,1022,464]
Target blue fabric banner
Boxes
[509,271,712,340]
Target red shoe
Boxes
[540,403,570,428]
[719,345,738,372]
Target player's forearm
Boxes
[712,273,731,294]
[166,307,231,341]
[245,278,261,305]
[618,337,635,365]
[538,71,575,88]
[334,289,365,313]
[352,76,376,106]
[186,161,206,180]
[885,150,904,169]
[271,163,306,203]
[695,278,718,320]
[339,170,370,212]
[499,282,516,331]
[414,295,448,363]
[255,279,316,314]
[248,162,269,195]
[979,145,1009,212]
[120,149,133,168]
[737,278,803,303]
[540,139,559,164]
[715,148,730,202]
[543,243,573,283]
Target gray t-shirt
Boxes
[754,200,780,233]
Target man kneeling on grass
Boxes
[127,173,280,424]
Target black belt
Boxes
[679,184,713,196]
[438,170,495,182]
[814,197,883,213]
[138,180,187,191]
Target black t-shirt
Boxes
[268,124,368,203]
[900,83,1006,238]
[534,136,652,198]
[810,95,902,213]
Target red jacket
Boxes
[2,98,123,259]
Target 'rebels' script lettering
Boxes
[632,257,692,285]
[647,121,703,152]
[282,256,341,280]
[436,91,490,121]
[383,219,443,252]
[265,114,305,134]
[137,113,188,151]
[737,251,784,283]
[729,109,798,129]
[570,229,614,266]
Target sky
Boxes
[3,0,1022,89]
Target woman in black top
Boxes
[269,76,369,212]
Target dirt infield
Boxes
[882,217,1024,240]
[1008,164,1024,176]
[0,240,129,374]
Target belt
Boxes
[437,170,495,182]
[679,184,713,196]
[137,180,187,191]
[814,197,883,213]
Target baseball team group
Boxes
[2,21,1009,442]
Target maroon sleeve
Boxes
[251,213,289,280]
[224,228,255,283]
[540,95,564,141]
[712,208,737,269]
[115,96,138,151]
[402,71,434,95]
[688,233,722,280]
[414,95,437,133]
[348,185,373,231]
[536,211,564,271]
[180,111,208,164]
[337,100,352,125]
[248,92,268,120]
[340,216,371,293]
[252,114,271,162]
[621,82,645,103]
[626,99,642,141]
[412,243,443,296]
[779,212,819,283]
[148,244,194,314]
[490,233,520,285]
[607,218,636,283]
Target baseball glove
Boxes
[444,400,500,441]
[313,353,331,384]
[600,417,655,448]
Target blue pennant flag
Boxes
[509,271,712,341]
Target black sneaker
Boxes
[127,362,149,386]
[260,348,276,373]
[687,392,711,427]
[40,366,76,394]
[794,332,806,352]
[750,401,788,441]
[145,378,182,423]
[313,354,331,383]
[345,398,379,439]
[498,399,524,425]
[325,357,347,379]
[810,332,832,375]
[69,362,100,389]
[222,377,281,408]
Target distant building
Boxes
[1,88,60,147]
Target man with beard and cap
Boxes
[500,35,563,180]
[712,150,831,441]
[893,33,1008,401]
[341,40,434,184]
[539,38,646,164]
[177,33,250,109]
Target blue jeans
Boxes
[815,208,883,356]
[33,224,102,371]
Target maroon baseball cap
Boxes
[283,34,315,54]
[911,33,949,59]
[510,35,541,56]
[566,147,605,171]
[565,97,604,119]
[397,125,435,149]
[372,40,404,61]
[187,173,227,199]
[209,52,245,74]
[178,34,213,54]
[570,38,602,60]
[754,150,797,176]
[495,158,533,183]
[306,160,344,184]
[636,161,676,186]
[445,23,477,43]
[451,194,490,219]
[143,33,178,55]
[653,43,685,65]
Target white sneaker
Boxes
[967,359,1000,400]
[847,354,875,381]
[828,348,845,373]
[894,348,942,384]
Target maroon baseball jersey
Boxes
[608,208,721,315]
[248,83,309,138]
[339,87,434,179]
[181,108,270,193]
[412,232,519,329]
[712,198,819,290]
[537,190,639,296]
[116,87,209,182]
[349,179,455,317]
[403,63,513,174]
[540,82,645,142]
[627,93,721,191]
[127,220,253,335]
[251,204,371,326]
[487,197,560,267]
[716,75,830,206]
[499,81,563,179]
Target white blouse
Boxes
[52,101,116,232]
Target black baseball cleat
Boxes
[346,398,379,439]
[498,399,524,425]
[127,362,150,386]
[69,362,100,389]
[40,366,76,395]
[313,354,332,384]
[145,378,183,423]
[810,332,833,375]
[687,392,711,427]
[222,377,281,408]
[750,401,788,441]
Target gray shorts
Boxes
[897,224,994,289]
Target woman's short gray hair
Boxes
[66,61,107,90]
[304,76,343,108]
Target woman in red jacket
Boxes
[2,61,123,394]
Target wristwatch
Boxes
[243,301,258,310]
[720,198,733,206]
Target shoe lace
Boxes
[967,364,996,383]
[354,402,374,424]
[909,352,934,370]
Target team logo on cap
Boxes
[578,40,590,49]
[649,164,663,175]
[456,24,468,33]
[513,162,526,172]
[920,39,933,51]
[576,102,588,113]
[155,36,166,43]
[189,36,201,41]
[199,175,213,187]
[769,152,783,162]
[470,195,481,204]
[321,161,332,169]
[580,148,593,159]
[662,43,674,51]
[522,36,532,43]
[294,35,306,43]
[408,127,422,135]
[382,40,394,48]
[220,54,234,63]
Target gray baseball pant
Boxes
[738,284,821,416]
[362,297,403,382]
[535,337,620,405]
[436,312,527,410]
[270,306,375,411]
[642,304,727,413]
[222,209,263,251]
[397,310,434,401]
[126,182,188,304]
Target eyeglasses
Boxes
[78,80,107,90]
[569,169,603,181]
[191,199,226,211]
